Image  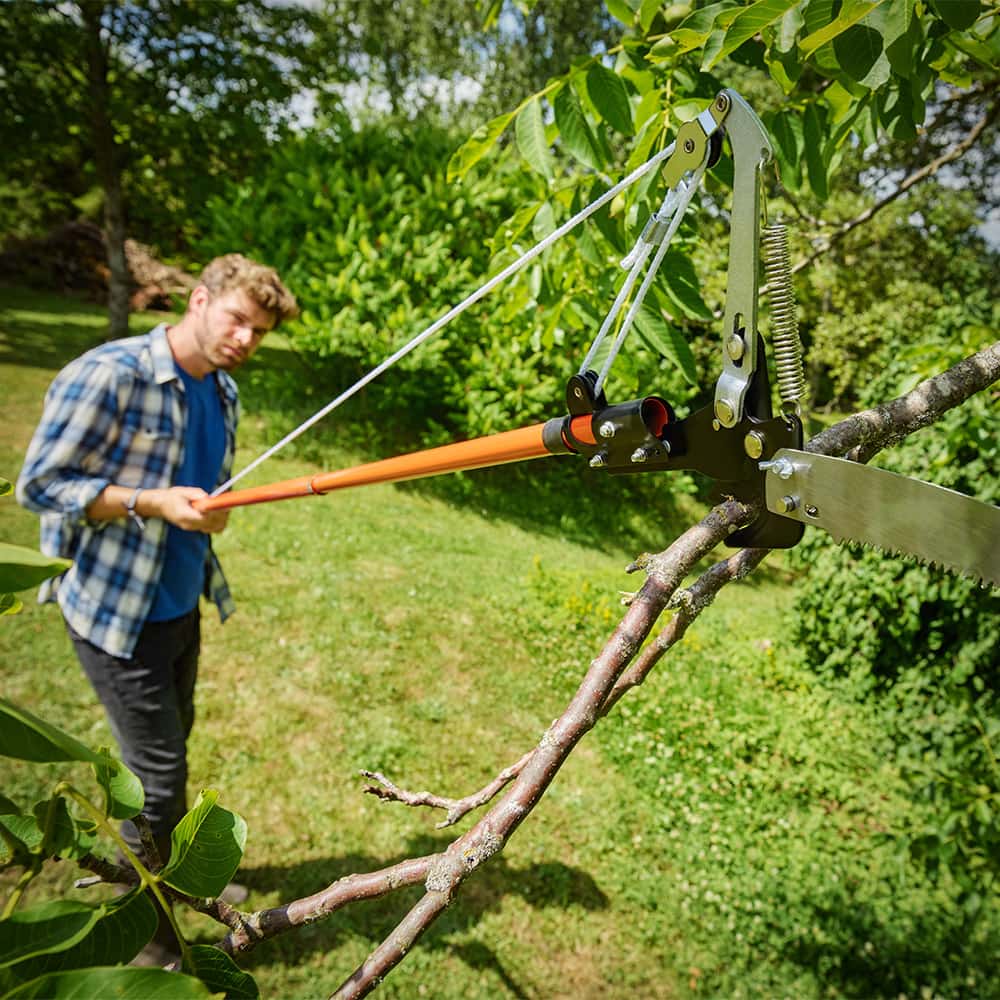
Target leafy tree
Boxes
[0,0,328,336]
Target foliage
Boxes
[0,698,254,998]
[196,119,702,449]
[789,327,1000,918]
[0,477,71,616]
[0,0,328,254]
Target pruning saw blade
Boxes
[763,449,1000,588]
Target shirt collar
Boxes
[149,323,180,385]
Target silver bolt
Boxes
[805,504,820,518]
[744,430,765,460]
[589,453,607,469]
[714,399,736,425]
[715,93,730,113]
[726,333,745,362]
[573,386,584,399]
[598,421,616,439]
[759,457,795,480]
[630,448,648,464]
[779,495,798,513]
[683,138,695,154]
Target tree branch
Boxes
[790,98,1000,277]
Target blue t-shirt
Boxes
[147,365,226,622]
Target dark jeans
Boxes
[67,608,200,853]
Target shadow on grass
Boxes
[224,835,609,995]
[776,895,1000,999]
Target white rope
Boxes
[594,160,707,394]
[214,138,682,497]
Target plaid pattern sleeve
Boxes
[16,327,238,657]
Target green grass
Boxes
[1,286,996,999]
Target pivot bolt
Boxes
[726,333,745,362]
[744,430,765,460]
[598,421,616,439]
[715,93,730,113]
[683,138,696,154]
[714,399,736,426]
[778,495,798,513]
[589,452,608,469]
[759,457,795,480]
[630,448,648,464]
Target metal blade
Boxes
[763,449,1000,588]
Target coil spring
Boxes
[762,223,807,414]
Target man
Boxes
[17,253,297,961]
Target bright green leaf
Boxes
[586,63,634,136]
[184,944,259,999]
[639,0,662,32]
[799,0,882,56]
[553,86,604,172]
[708,0,800,68]
[671,2,735,53]
[0,699,105,766]
[515,99,554,181]
[93,748,144,821]
[446,111,515,181]
[0,593,22,616]
[0,544,71,595]
[5,967,214,999]
[161,790,247,898]
[605,0,637,25]
[834,23,891,87]
[531,202,556,242]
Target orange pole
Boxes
[196,420,564,513]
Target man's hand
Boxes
[87,485,230,533]
[145,487,230,533]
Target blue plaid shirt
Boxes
[16,324,238,657]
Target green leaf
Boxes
[659,251,713,323]
[671,2,734,53]
[515,99,554,181]
[553,86,604,172]
[0,593,22,616]
[161,790,247,898]
[184,944,259,999]
[639,0,662,32]
[585,63,634,136]
[531,202,556,242]
[5,967,214,999]
[0,544,71,594]
[446,111,515,181]
[633,306,698,385]
[0,699,104,765]
[767,111,804,191]
[0,814,43,855]
[0,478,11,496]
[799,0,882,57]
[605,0,637,25]
[803,103,829,201]
[93,748,144,821]
[4,890,157,984]
[834,24,890,87]
[0,901,99,968]
[928,0,980,30]
[34,797,97,861]
[708,0,800,68]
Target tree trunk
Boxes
[80,1,130,339]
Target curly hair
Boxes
[199,254,299,326]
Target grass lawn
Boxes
[1,286,995,999]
